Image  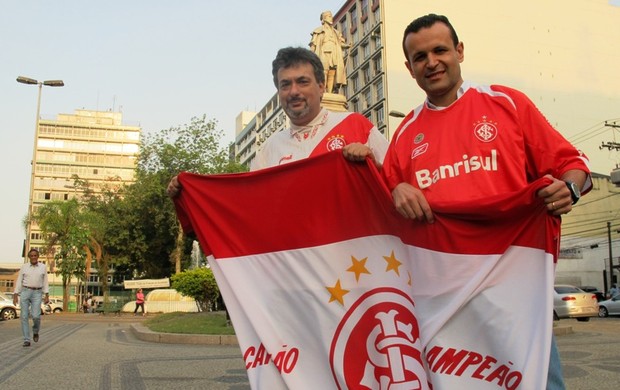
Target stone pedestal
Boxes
[320,93,348,112]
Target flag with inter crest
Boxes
[174,151,557,390]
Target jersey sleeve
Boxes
[492,85,591,187]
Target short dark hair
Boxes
[28,248,40,256]
[272,47,325,88]
[402,14,459,59]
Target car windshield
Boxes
[555,286,583,294]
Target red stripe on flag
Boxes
[174,152,559,259]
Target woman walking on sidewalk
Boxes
[133,288,145,316]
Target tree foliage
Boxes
[78,176,129,303]
[171,267,219,311]
[32,199,89,308]
[138,115,245,176]
[127,115,246,277]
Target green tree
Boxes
[120,170,179,278]
[32,199,89,309]
[78,176,129,305]
[171,267,219,311]
[129,115,246,277]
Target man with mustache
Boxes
[250,46,387,171]
[167,47,387,195]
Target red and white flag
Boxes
[175,151,558,390]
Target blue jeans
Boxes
[547,335,566,390]
[19,288,42,342]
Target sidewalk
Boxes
[47,312,240,345]
[553,323,573,336]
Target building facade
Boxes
[0,264,19,294]
[26,109,141,270]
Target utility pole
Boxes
[609,222,615,291]
[600,122,620,151]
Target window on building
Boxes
[45,192,51,200]
[373,54,382,74]
[340,18,348,41]
[372,1,380,18]
[363,66,371,84]
[0,280,15,288]
[350,6,358,34]
[351,50,359,70]
[353,99,360,113]
[363,19,370,36]
[372,28,381,49]
[363,42,371,59]
[375,78,384,101]
[362,0,370,34]
[376,105,385,126]
[364,88,372,109]
[352,75,359,93]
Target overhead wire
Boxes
[567,118,620,146]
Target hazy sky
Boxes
[0,1,342,262]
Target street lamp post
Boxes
[387,110,407,140]
[388,110,406,118]
[17,76,64,262]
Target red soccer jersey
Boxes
[383,84,590,204]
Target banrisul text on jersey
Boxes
[415,150,498,189]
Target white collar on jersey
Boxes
[425,80,472,110]
[289,108,329,141]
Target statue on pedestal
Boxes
[309,11,349,95]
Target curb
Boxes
[130,323,239,345]
[553,325,573,336]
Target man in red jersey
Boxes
[382,14,591,390]
[167,47,386,195]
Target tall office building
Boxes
[26,109,141,267]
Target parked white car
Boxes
[42,301,64,314]
[4,292,63,315]
[553,285,599,322]
[597,294,620,317]
[0,292,19,320]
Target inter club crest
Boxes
[473,115,498,143]
[330,288,429,389]
[327,134,347,151]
